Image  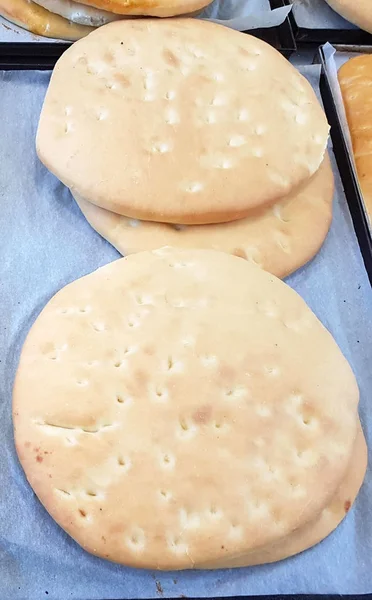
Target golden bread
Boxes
[339,55,372,220]
[14,249,359,569]
[325,0,372,34]
[0,0,95,40]
[73,154,334,279]
[69,0,212,17]
[36,19,330,224]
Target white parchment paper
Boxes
[0,0,291,42]
[0,65,371,599]
[290,0,357,30]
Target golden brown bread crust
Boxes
[339,55,372,220]
[325,0,372,34]
[198,422,367,568]
[36,19,330,224]
[0,0,95,40]
[14,249,360,569]
[74,0,212,17]
[73,155,334,279]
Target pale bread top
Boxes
[199,423,367,568]
[37,19,330,224]
[33,0,120,26]
[0,0,95,40]
[339,56,372,220]
[14,249,359,569]
[73,154,334,279]
[325,0,372,34]
[70,0,211,17]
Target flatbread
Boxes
[37,19,330,224]
[0,0,95,40]
[68,0,212,17]
[199,422,367,568]
[14,248,359,569]
[73,154,334,279]
[338,55,372,221]
[33,0,120,26]
[325,0,372,34]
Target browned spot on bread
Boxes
[233,248,246,259]
[192,405,212,425]
[163,49,180,68]
[36,455,43,463]
[344,500,351,513]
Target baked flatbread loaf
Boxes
[199,422,367,568]
[73,155,334,279]
[14,249,360,569]
[33,0,120,26]
[0,0,95,40]
[67,0,212,17]
[37,18,330,224]
[339,55,372,220]
[325,0,372,34]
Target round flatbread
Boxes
[0,0,95,40]
[199,423,367,568]
[73,155,334,279]
[14,249,359,569]
[325,0,372,34]
[68,0,212,17]
[32,0,120,26]
[36,19,330,224]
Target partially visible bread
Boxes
[339,55,372,220]
[325,0,372,34]
[32,0,120,26]
[0,0,95,40]
[72,0,212,17]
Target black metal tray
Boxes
[317,45,372,285]
[0,0,296,68]
[285,0,372,47]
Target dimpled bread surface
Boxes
[0,0,95,40]
[13,249,360,569]
[36,19,330,224]
[73,154,334,279]
[199,423,367,568]
[339,55,372,220]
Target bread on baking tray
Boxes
[325,0,372,34]
[1,0,211,39]
[0,0,95,40]
[13,249,363,569]
[32,0,120,26]
[64,0,212,17]
[73,154,334,279]
[339,55,372,221]
[36,18,330,225]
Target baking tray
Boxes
[0,0,296,68]
[1,60,372,599]
[317,45,372,285]
[285,0,372,47]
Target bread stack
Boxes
[13,18,366,569]
[36,18,334,279]
[0,0,212,40]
